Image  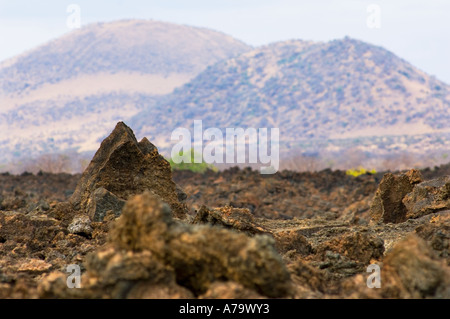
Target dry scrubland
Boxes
[1,20,450,170]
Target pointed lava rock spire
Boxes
[70,122,187,220]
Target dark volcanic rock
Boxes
[86,187,126,222]
[192,205,312,256]
[0,212,62,257]
[379,235,450,298]
[403,176,450,219]
[38,247,193,299]
[3,151,450,299]
[39,191,293,298]
[192,205,267,236]
[272,230,313,256]
[317,231,385,265]
[173,166,380,220]
[414,213,449,260]
[287,258,328,296]
[370,169,423,223]
[108,192,293,297]
[342,234,450,298]
[70,122,187,219]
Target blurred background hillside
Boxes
[0,1,449,174]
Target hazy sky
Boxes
[0,0,449,83]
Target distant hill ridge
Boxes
[1,20,450,172]
[132,37,450,140]
[129,36,450,164]
[0,19,252,168]
[0,19,251,95]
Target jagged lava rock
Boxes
[41,192,292,298]
[109,192,293,297]
[192,205,312,256]
[70,122,187,219]
[38,247,193,299]
[86,187,126,222]
[67,214,93,236]
[414,213,449,261]
[192,205,267,236]
[0,211,62,256]
[316,231,384,265]
[380,234,450,298]
[341,234,450,299]
[403,176,450,219]
[272,230,313,256]
[370,169,423,223]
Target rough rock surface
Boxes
[403,176,450,219]
[342,234,450,298]
[192,205,268,236]
[414,212,449,261]
[370,169,423,223]
[86,187,126,222]
[39,192,293,298]
[316,231,384,265]
[1,166,449,298]
[70,122,187,219]
[111,192,292,297]
[174,167,381,221]
[67,214,93,237]
[1,125,450,299]
[380,234,450,298]
[192,205,312,256]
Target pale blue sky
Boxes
[0,0,449,83]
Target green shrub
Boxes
[167,148,217,173]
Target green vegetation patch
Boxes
[167,148,217,173]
